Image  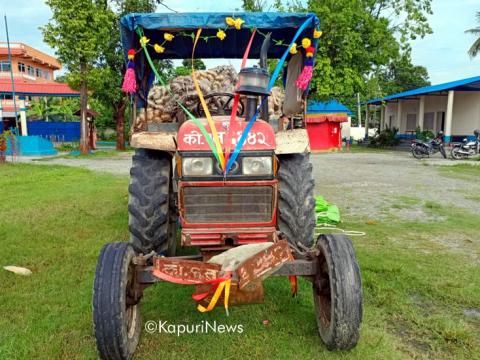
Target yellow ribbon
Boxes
[192,28,225,170]
[197,279,231,314]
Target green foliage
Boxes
[243,0,433,108]
[415,127,435,141]
[369,127,400,147]
[41,0,113,72]
[174,59,206,76]
[466,11,480,58]
[27,98,79,121]
[375,50,430,95]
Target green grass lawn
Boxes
[0,164,479,359]
[437,163,480,181]
[35,150,133,161]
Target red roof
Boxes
[0,48,23,56]
[0,79,79,97]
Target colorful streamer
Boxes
[224,28,257,167]
[192,29,226,170]
[225,16,315,173]
[135,27,222,164]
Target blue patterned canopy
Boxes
[120,12,320,60]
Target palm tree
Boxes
[466,11,480,58]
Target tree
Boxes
[42,0,113,154]
[174,59,206,77]
[27,97,79,121]
[376,50,430,95]
[243,0,433,109]
[466,11,480,58]
[94,0,167,151]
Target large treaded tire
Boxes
[128,149,175,255]
[93,242,141,360]
[313,234,363,350]
[277,153,316,247]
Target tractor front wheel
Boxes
[277,153,316,247]
[93,242,141,360]
[313,234,363,350]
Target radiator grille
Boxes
[183,186,273,223]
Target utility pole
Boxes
[4,14,19,134]
[357,92,361,128]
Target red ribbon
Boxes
[224,29,257,168]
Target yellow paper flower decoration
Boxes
[225,16,244,30]
[313,29,322,39]
[233,18,244,30]
[154,44,165,54]
[139,36,149,47]
[290,43,298,55]
[216,29,226,41]
[301,37,311,49]
[164,33,174,41]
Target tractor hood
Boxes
[177,117,275,151]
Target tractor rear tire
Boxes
[128,149,176,255]
[93,242,141,360]
[277,153,316,248]
[313,234,363,350]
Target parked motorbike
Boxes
[450,130,480,160]
[411,131,447,159]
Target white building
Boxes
[368,76,480,142]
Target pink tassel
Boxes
[295,65,313,91]
[122,62,136,94]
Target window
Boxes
[27,65,34,76]
[424,112,434,130]
[44,72,50,80]
[35,68,43,77]
[406,114,417,131]
[18,62,25,72]
[0,61,11,72]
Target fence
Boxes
[26,121,80,142]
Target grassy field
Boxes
[0,164,479,359]
[35,150,133,161]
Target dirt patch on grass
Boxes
[311,152,480,221]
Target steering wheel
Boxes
[196,92,245,117]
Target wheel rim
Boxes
[125,261,138,339]
[314,251,332,329]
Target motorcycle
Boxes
[450,130,480,160]
[411,132,447,159]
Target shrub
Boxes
[369,127,400,147]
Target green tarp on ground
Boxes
[315,196,340,224]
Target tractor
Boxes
[93,12,362,360]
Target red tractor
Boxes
[93,12,362,360]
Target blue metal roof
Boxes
[368,75,480,104]
[307,100,352,115]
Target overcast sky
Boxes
[1,0,479,85]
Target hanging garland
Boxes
[123,16,322,174]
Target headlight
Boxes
[182,157,213,176]
[242,156,272,175]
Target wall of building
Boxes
[383,91,480,138]
[0,55,55,82]
[451,92,480,135]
